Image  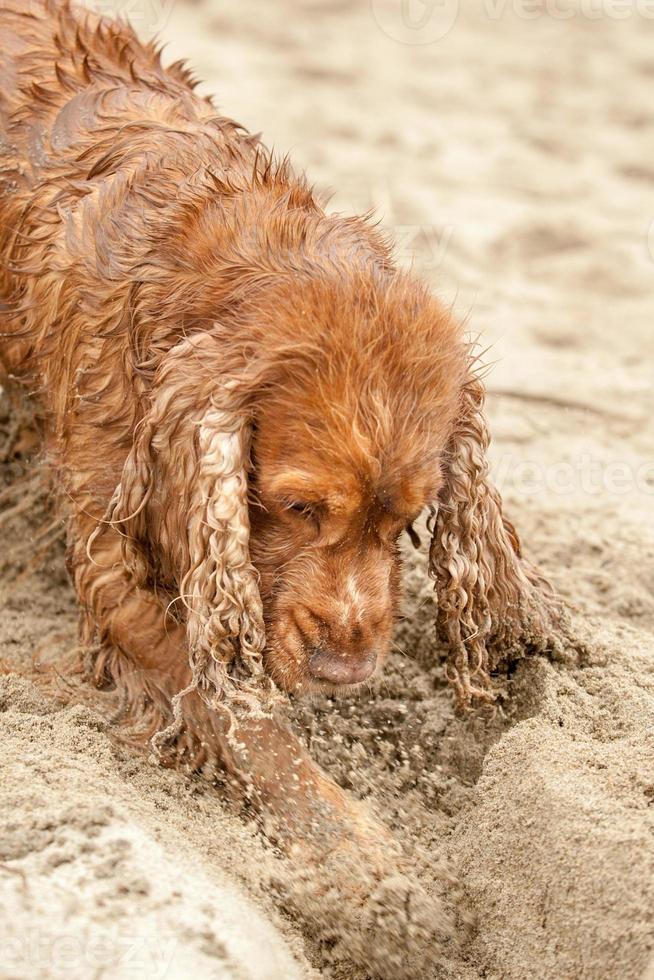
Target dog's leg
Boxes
[57,516,455,974]
[66,514,397,873]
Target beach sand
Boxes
[1,1,653,976]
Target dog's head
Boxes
[246,274,465,693]
[105,268,557,712]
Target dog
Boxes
[0,0,559,871]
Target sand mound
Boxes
[456,628,654,978]
[0,675,310,980]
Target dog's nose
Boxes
[308,646,377,686]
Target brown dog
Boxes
[0,0,558,874]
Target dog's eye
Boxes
[286,501,315,519]
[278,497,324,530]
[406,522,422,549]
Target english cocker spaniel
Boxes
[0,0,560,878]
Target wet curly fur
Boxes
[0,2,559,821]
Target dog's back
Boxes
[0,0,231,176]
[0,0,262,382]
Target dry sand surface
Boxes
[2,0,654,977]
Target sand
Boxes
[1,0,654,977]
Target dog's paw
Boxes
[278,830,456,978]
[359,873,455,979]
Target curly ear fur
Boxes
[429,371,561,708]
[89,334,277,725]
[181,404,270,711]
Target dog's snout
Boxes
[308,646,377,686]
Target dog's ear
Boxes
[90,332,276,721]
[181,400,272,713]
[428,372,560,708]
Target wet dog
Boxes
[0,0,558,881]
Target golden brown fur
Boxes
[0,0,559,874]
